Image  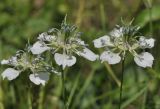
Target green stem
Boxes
[61,70,66,109]
[104,63,121,87]
[38,87,44,109]
[143,0,153,35]
[28,90,32,109]
[119,58,125,109]
[100,2,107,31]
[32,86,40,109]
[148,1,153,36]
[141,88,147,109]
[66,73,80,109]
[75,0,85,26]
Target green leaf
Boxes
[134,5,160,27]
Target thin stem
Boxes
[141,88,148,109]
[28,87,32,109]
[75,0,85,26]
[148,0,153,36]
[32,87,39,109]
[104,63,121,87]
[61,69,66,109]
[100,2,107,31]
[38,87,44,109]
[119,58,125,109]
[149,7,153,36]
[66,73,80,109]
[32,86,40,109]
[143,0,153,35]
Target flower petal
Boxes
[1,60,9,65]
[54,53,76,69]
[139,36,155,48]
[1,68,20,80]
[1,56,18,66]
[38,32,56,42]
[10,56,18,65]
[100,51,121,64]
[110,28,123,37]
[30,41,50,55]
[93,35,113,48]
[76,39,85,46]
[78,47,98,61]
[29,73,49,86]
[134,52,154,68]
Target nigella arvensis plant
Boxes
[30,18,98,69]
[93,23,155,109]
[93,25,155,67]
[1,49,59,85]
[30,17,98,108]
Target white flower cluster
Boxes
[30,21,98,69]
[1,50,59,85]
[93,25,155,68]
[1,20,98,85]
[1,20,155,86]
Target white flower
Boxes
[29,73,49,86]
[32,23,98,69]
[1,68,20,80]
[134,52,154,68]
[30,41,50,55]
[54,53,76,69]
[93,25,155,68]
[139,36,155,48]
[93,35,113,48]
[1,50,58,85]
[38,32,56,42]
[78,47,98,61]
[100,51,121,64]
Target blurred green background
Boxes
[0,0,160,109]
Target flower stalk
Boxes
[119,57,125,109]
[28,87,32,109]
[38,87,45,109]
[61,69,66,109]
